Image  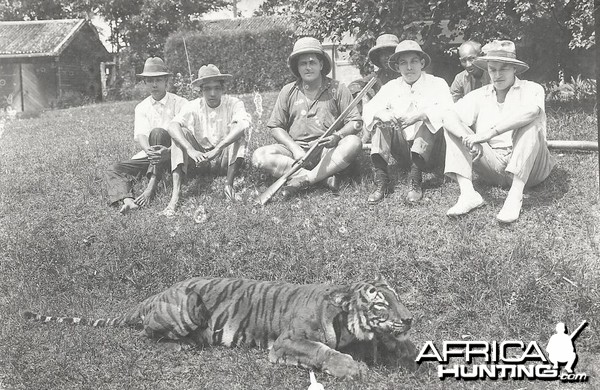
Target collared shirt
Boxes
[171,95,251,150]
[453,77,546,149]
[267,77,361,142]
[450,69,491,102]
[363,72,453,141]
[133,92,188,142]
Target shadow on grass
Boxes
[527,166,571,202]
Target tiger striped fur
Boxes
[23,275,416,379]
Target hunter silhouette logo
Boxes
[416,320,589,382]
[546,321,587,374]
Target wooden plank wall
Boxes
[0,63,22,112]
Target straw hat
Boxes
[287,37,332,79]
[368,34,400,69]
[136,57,172,77]
[473,40,529,75]
[191,64,233,87]
[388,40,431,72]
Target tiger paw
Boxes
[322,352,367,379]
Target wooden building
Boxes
[0,19,111,112]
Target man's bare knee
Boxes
[337,135,362,158]
[252,148,269,169]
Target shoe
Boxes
[367,167,390,205]
[447,192,485,216]
[325,175,341,194]
[496,196,523,223]
[406,165,423,203]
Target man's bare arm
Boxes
[271,127,306,160]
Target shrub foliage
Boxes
[164,27,298,95]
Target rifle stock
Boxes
[257,76,378,205]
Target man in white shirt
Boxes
[105,57,187,214]
[442,40,555,223]
[162,64,251,216]
[363,40,453,205]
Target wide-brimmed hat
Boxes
[137,57,172,77]
[191,64,233,87]
[368,34,400,69]
[287,37,332,79]
[388,40,431,72]
[473,40,529,74]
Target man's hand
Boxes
[373,109,398,126]
[146,145,170,165]
[290,142,308,160]
[203,148,221,162]
[469,143,484,162]
[462,130,495,150]
[187,149,207,165]
[317,133,341,148]
[396,112,426,128]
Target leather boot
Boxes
[367,167,390,205]
[406,164,423,203]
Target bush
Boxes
[164,27,297,95]
[117,78,150,102]
[544,75,596,113]
[545,75,596,103]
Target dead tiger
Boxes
[23,275,417,379]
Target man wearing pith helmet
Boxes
[348,33,399,142]
[105,57,187,214]
[442,40,555,223]
[162,64,251,216]
[252,37,362,198]
[348,34,399,109]
[363,40,453,205]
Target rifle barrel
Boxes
[257,76,378,205]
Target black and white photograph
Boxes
[0,0,597,389]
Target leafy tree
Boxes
[293,0,594,79]
[253,0,298,16]
[0,0,73,20]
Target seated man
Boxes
[105,57,187,214]
[363,40,453,205]
[450,40,490,102]
[348,34,399,105]
[442,40,555,223]
[252,37,362,198]
[348,33,399,143]
[162,64,251,215]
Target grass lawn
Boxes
[0,90,599,390]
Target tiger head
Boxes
[333,276,413,341]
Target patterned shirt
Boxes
[453,77,546,149]
[363,72,453,141]
[267,77,361,142]
[133,92,187,142]
[450,69,491,102]
[171,95,251,150]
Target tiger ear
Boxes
[374,274,388,284]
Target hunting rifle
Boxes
[569,320,588,340]
[257,76,378,205]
